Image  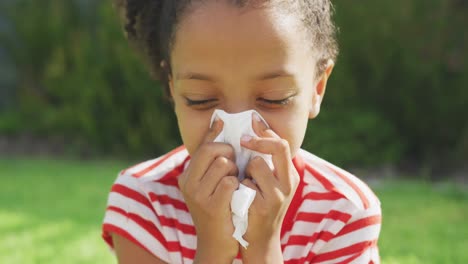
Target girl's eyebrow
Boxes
[176,72,215,82]
[256,69,294,81]
[176,69,294,82]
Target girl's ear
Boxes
[161,60,175,99]
[168,76,174,99]
[309,60,334,119]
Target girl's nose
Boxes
[223,99,252,114]
[222,107,251,114]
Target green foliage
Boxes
[304,108,403,166]
[0,0,466,166]
[1,0,179,157]
[308,0,468,166]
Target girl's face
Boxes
[169,2,331,157]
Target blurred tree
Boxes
[0,0,179,157]
[306,0,468,168]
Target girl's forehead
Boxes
[180,1,302,36]
[171,1,314,77]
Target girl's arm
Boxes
[112,118,239,264]
[113,233,167,264]
[238,114,300,263]
[113,231,236,264]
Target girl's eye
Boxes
[258,96,294,106]
[185,97,218,106]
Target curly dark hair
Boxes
[113,0,338,98]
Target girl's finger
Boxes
[244,156,277,198]
[199,156,239,198]
[211,176,240,209]
[179,115,227,186]
[240,178,263,207]
[204,113,224,143]
[241,136,292,187]
[181,143,235,192]
[240,178,261,193]
[251,112,279,139]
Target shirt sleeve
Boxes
[310,202,382,264]
[101,172,171,262]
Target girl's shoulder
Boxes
[118,145,190,183]
[297,148,381,211]
[102,145,191,261]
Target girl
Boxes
[102,0,381,263]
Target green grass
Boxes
[0,158,467,263]
[0,158,126,264]
[374,180,468,264]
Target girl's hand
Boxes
[178,117,240,263]
[239,113,300,263]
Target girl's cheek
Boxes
[265,107,308,149]
[179,110,215,154]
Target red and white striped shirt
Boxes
[102,145,381,263]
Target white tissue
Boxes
[230,184,256,248]
[210,109,274,181]
[209,109,274,249]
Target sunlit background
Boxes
[0,0,467,263]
